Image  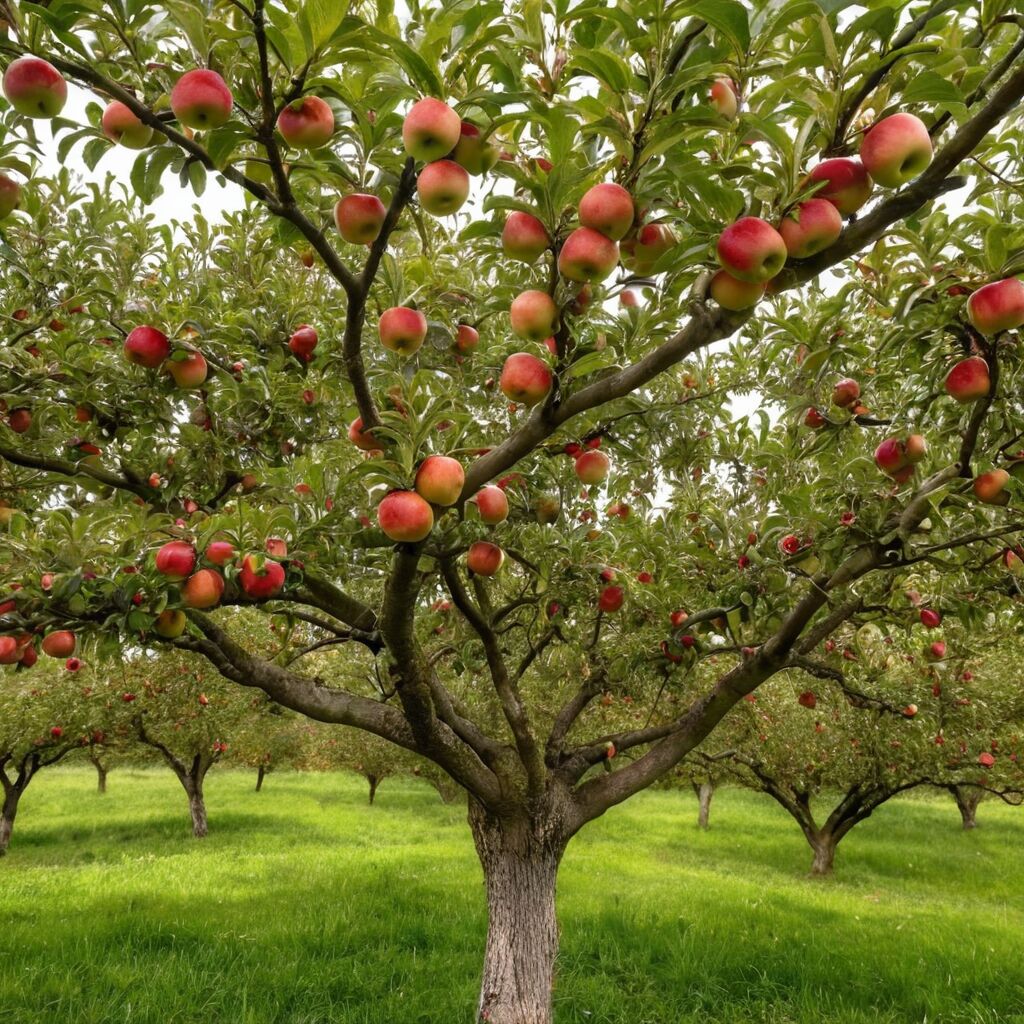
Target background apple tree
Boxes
[3,2,1024,1021]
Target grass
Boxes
[1,768,1023,1024]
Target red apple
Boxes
[631,223,676,268]
[509,290,558,342]
[417,159,470,215]
[41,630,76,658]
[50,725,65,738]
[467,541,504,576]
[944,356,990,402]
[19,645,36,668]
[0,172,21,219]
[973,468,1010,506]
[501,211,549,263]
[798,691,816,709]
[155,540,196,580]
[903,704,918,718]
[473,485,509,524]
[920,608,941,628]
[778,198,843,259]
[557,227,619,283]
[709,78,739,119]
[804,158,873,216]
[859,113,932,188]
[124,325,170,368]
[717,217,787,282]
[348,416,380,452]
[377,490,434,542]
[415,455,465,506]
[288,324,318,360]
[170,68,233,129]
[239,554,285,599]
[7,408,31,434]
[402,97,461,162]
[455,323,479,353]
[165,350,208,388]
[205,541,236,566]
[927,641,947,662]
[574,450,610,485]
[804,407,826,429]
[450,121,498,175]
[832,378,860,408]
[379,306,428,356]
[966,278,1024,334]
[101,100,153,149]
[578,182,634,241]
[709,270,765,310]
[2,56,67,118]
[499,353,552,406]
[334,193,387,245]
[598,585,624,613]
[182,569,224,609]
[265,537,288,558]
[978,751,995,767]
[277,96,334,149]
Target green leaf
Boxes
[900,72,963,107]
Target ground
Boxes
[0,768,1021,1024]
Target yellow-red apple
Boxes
[500,352,552,406]
[402,97,461,162]
[379,306,428,356]
[170,69,233,129]
[377,490,434,542]
[415,455,465,506]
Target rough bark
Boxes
[470,802,566,1024]
[186,778,208,839]
[0,790,18,856]
[91,756,108,795]
[809,832,837,877]
[952,785,983,830]
[255,765,265,792]
[693,782,715,829]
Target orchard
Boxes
[3,2,1024,1021]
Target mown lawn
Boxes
[0,767,1022,1024]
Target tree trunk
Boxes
[181,776,208,839]
[367,774,379,805]
[952,785,983,829]
[0,790,19,857]
[809,832,837,877]
[470,802,565,1024]
[255,765,265,792]
[693,781,714,829]
[94,760,108,795]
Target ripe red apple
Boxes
[348,416,380,452]
[19,645,36,668]
[165,350,208,388]
[944,356,990,402]
[927,641,946,662]
[709,270,765,310]
[709,77,740,119]
[41,630,76,658]
[377,490,434,542]
[473,485,509,524]
[379,306,428,356]
[182,569,224,609]
[170,68,233,129]
[155,540,196,580]
[334,193,387,245]
[798,691,817,709]
[467,541,504,576]
[277,96,334,149]
[415,455,465,506]
[288,324,318,360]
[670,610,688,628]
[265,537,288,558]
[978,751,995,768]
[920,608,941,628]
[578,182,634,241]
[1003,547,1024,575]
[239,554,285,599]
[557,227,619,282]
[455,323,479,353]
[2,56,67,118]
[101,100,153,149]
[153,608,187,638]
[509,290,558,341]
[859,112,932,188]
[417,159,470,215]
[598,585,624,613]
[778,198,843,259]
[804,158,873,216]
[500,352,552,406]
[832,378,860,408]
[966,278,1024,334]
[0,172,21,219]
[124,325,170,368]
[402,97,461,162]
[619,290,639,309]
[973,468,1010,505]
[875,437,914,479]
[50,725,65,738]
[450,121,498,175]
[575,450,610,485]
[502,211,549,263]
[7,407,31,434]
[0,636,22,664]
[717,217,787,282]
[804,407,826,429]
[903,704,918,718]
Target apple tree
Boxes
[5,1,1024,1018]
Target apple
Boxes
[978,751,996,768]
[670,610,688,627]
[473,485,509,524]
[378,306,428,356]
[973,468,1010,505]
[41,630,76,658]
[1003,547,1024,574]
[155,540,197,579]
[205,541,236,566]
[927,640,947,661]
[832,378,860,408]
[165,350,208,388]
[239,554,285,599]
[7,408,31,434]
[334,193,387,244]
[467,541,504,576]
[455,323,479,353]
[944,356,990,402]
[0,172,21,219]
[182,569,224,609]
[708,77,739,119]
[502,211,550,263]
[0,636,22,664]
[803,158,873,216]
[709,270,765,310]
[402,97,461,162]
[798,691,816,709]
[804,407,826,428]
[450,121,498,175]
[875,437,918,479]
[50,726,65,738]
[2,56,67,118]
[623,222,676,272]
[500,352,552,406]
[598,585,624,613]
[288,324,318,360]
[101,101,153,149]
[277,96,334,148]
[859,112,932,188]
[966,278,1024,334]
[578,182,634,241]
[903,704,918,718]
[377,490,434,542]
[348,416,380,451]
[620,290,639,309]
[416,159,470,216]
[170,68,233,129]
[920,608,941,628]
[717,217,787,282]
[415,455,465,506]
[557,227,619,282]
[19,645,36,668]
[509,290,558,341]
[905,434,927,463]
[124,325,170,368]
[265,537,288,558]
[575,450,610,485]
[778,198,843,259]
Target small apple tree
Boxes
[4,2,1024,1018]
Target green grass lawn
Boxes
[1,767,1022,1024]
